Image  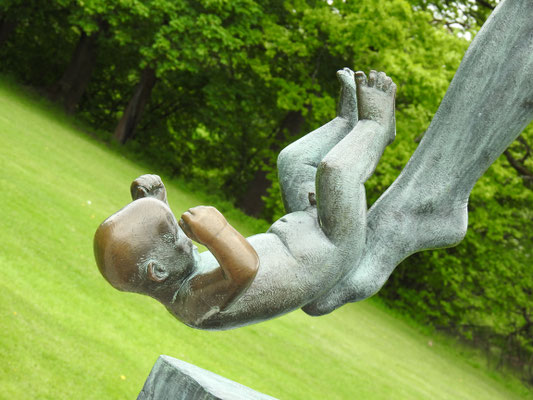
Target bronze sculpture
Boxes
[95,69,396,329]
[95,0,533,330]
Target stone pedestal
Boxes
[138,355,278,400]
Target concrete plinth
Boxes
[138,355,278,400]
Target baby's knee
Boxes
[277,144,297,173]
[318,151,371,185]
[316,156,344,182]
[277,143,309,180]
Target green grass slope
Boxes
[0,79,531,399]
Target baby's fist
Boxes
[179,206,228,245]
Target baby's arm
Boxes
[178,207,259,316]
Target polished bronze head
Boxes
[94,197,194,296]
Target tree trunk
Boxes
[114,67,157,144]
[0,16,17,46]
[238,169,270,217]
[49,31,99,114]
[238,110,305,217]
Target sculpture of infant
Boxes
[94,69,397,330]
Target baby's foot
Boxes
[355,70,396,144]
[130,174,168,205]
[336,68,358,126]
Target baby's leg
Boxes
[316,71,396,251]
[302,72,396,316]
[278,68,358,213]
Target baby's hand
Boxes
[130,174,168,204]
[178,206,228,245]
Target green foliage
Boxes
[0,1,74,85]
[411,0,498,31]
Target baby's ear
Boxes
[147,261,169,282]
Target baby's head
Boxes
[94,197,195,301]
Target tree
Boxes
[411,0,498,31]
[49,29,101,114]
[113,66,157,143]
[0,12,17,46]
[0,0,74,86]
[49,0,152,113]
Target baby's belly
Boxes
[266,209,333,262]
[194,210,338,329]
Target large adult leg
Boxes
[278,68,358,213]
[306,0,533,316]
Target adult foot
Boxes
[130,174,168,205]
[355,70,396,144]
[336,68,358,126]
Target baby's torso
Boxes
[266,207,334,263]
[187,208,340,329]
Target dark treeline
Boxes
[1,0,531,382]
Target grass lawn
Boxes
[0,78,531,399]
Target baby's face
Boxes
[94,197,194,294]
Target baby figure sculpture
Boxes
[94,68,396,330]
[95,0,533,330]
